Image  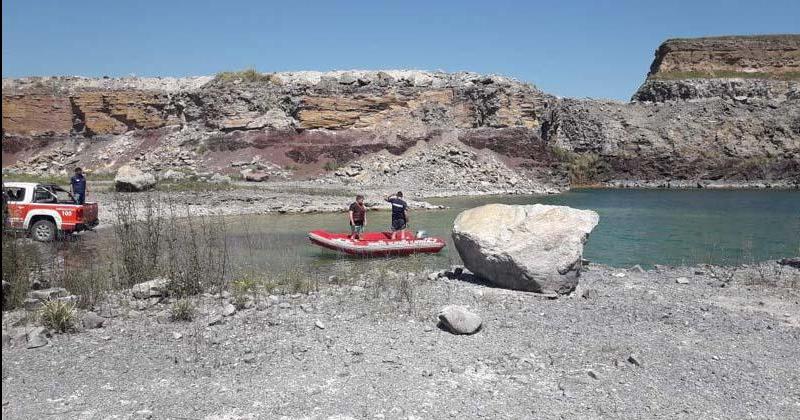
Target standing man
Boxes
[386,191,408,240]
[70,167,87,205]
[348,194,367,240]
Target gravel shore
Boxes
[3,262,799,419]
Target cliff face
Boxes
[633,35,800,102]
[648,35,800,77]
[3,36,799,189]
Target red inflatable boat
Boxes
[308,229,446,257]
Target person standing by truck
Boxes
[70,167,87,205]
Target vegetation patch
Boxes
[39,300,77,332]
[170,298,196,321]
[214,68,282,84]
[549,146,611,186]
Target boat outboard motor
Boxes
[415,230,428,239]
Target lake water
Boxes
[218,189,799,277]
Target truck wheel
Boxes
[31,220,56,242]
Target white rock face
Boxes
[114,165,156,192]
[452,204,599,294]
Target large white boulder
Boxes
[452,204,599,294]
[114,165,156,192]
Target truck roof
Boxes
[3,182,40,189]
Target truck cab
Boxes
[3,182,99,242]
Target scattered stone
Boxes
[612,272,626,278]
[222,303,236,317]
[278,302,291,309]
[114,165,156,192]
[132,278,169,299]
[24,298,43,311]
[314,320,326,329]
[778,257,800,268]
[207,315,224,326]
[82,312,105,329]
[243,354,257,364]
[209,173,231,184]
[629,265,645,273]
[675,277,690,284]
[694,269,706,276]
[581,289,599,300]
[240,168,269,182]
[452,204,599,294]
[256,300,269,311]
[26,327,49,349]
[437,305,482,335]
[30,287,69,301]
[627,354,642,367]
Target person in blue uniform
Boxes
[70,167,87,205]
[386,191,409,240]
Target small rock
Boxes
[629,265,645,273]
[437,305,482,335]
[314,320,325,329]
[26,327,49,349]
[82,312,105,329]
[222,303,236,317]
[243,354,257,364]
[612,272,626,278]
[172,332,183,340]
[207,315,224,326]
[24,298,43,311]
[675,277,690,285]
[278,302,291,309]
[581,289,599,300]
[587,369,600,380]
[351,286,364,292]
[30,287,69,301]
[132,278,169,299]
[627,354,642,367]
[256,300,269,311]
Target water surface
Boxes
[219,189,799,276]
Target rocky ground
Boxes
[2,262,799,419]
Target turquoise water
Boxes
[221,189,799,274]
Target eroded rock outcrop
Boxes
[2,35,799,189]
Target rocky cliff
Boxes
[633,35,800,102]
[3,35,799,191]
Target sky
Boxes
[2,0,799,100]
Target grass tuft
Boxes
[39,300,77,332]
[170,298,196,322]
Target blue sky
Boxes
[2,0,798,100]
